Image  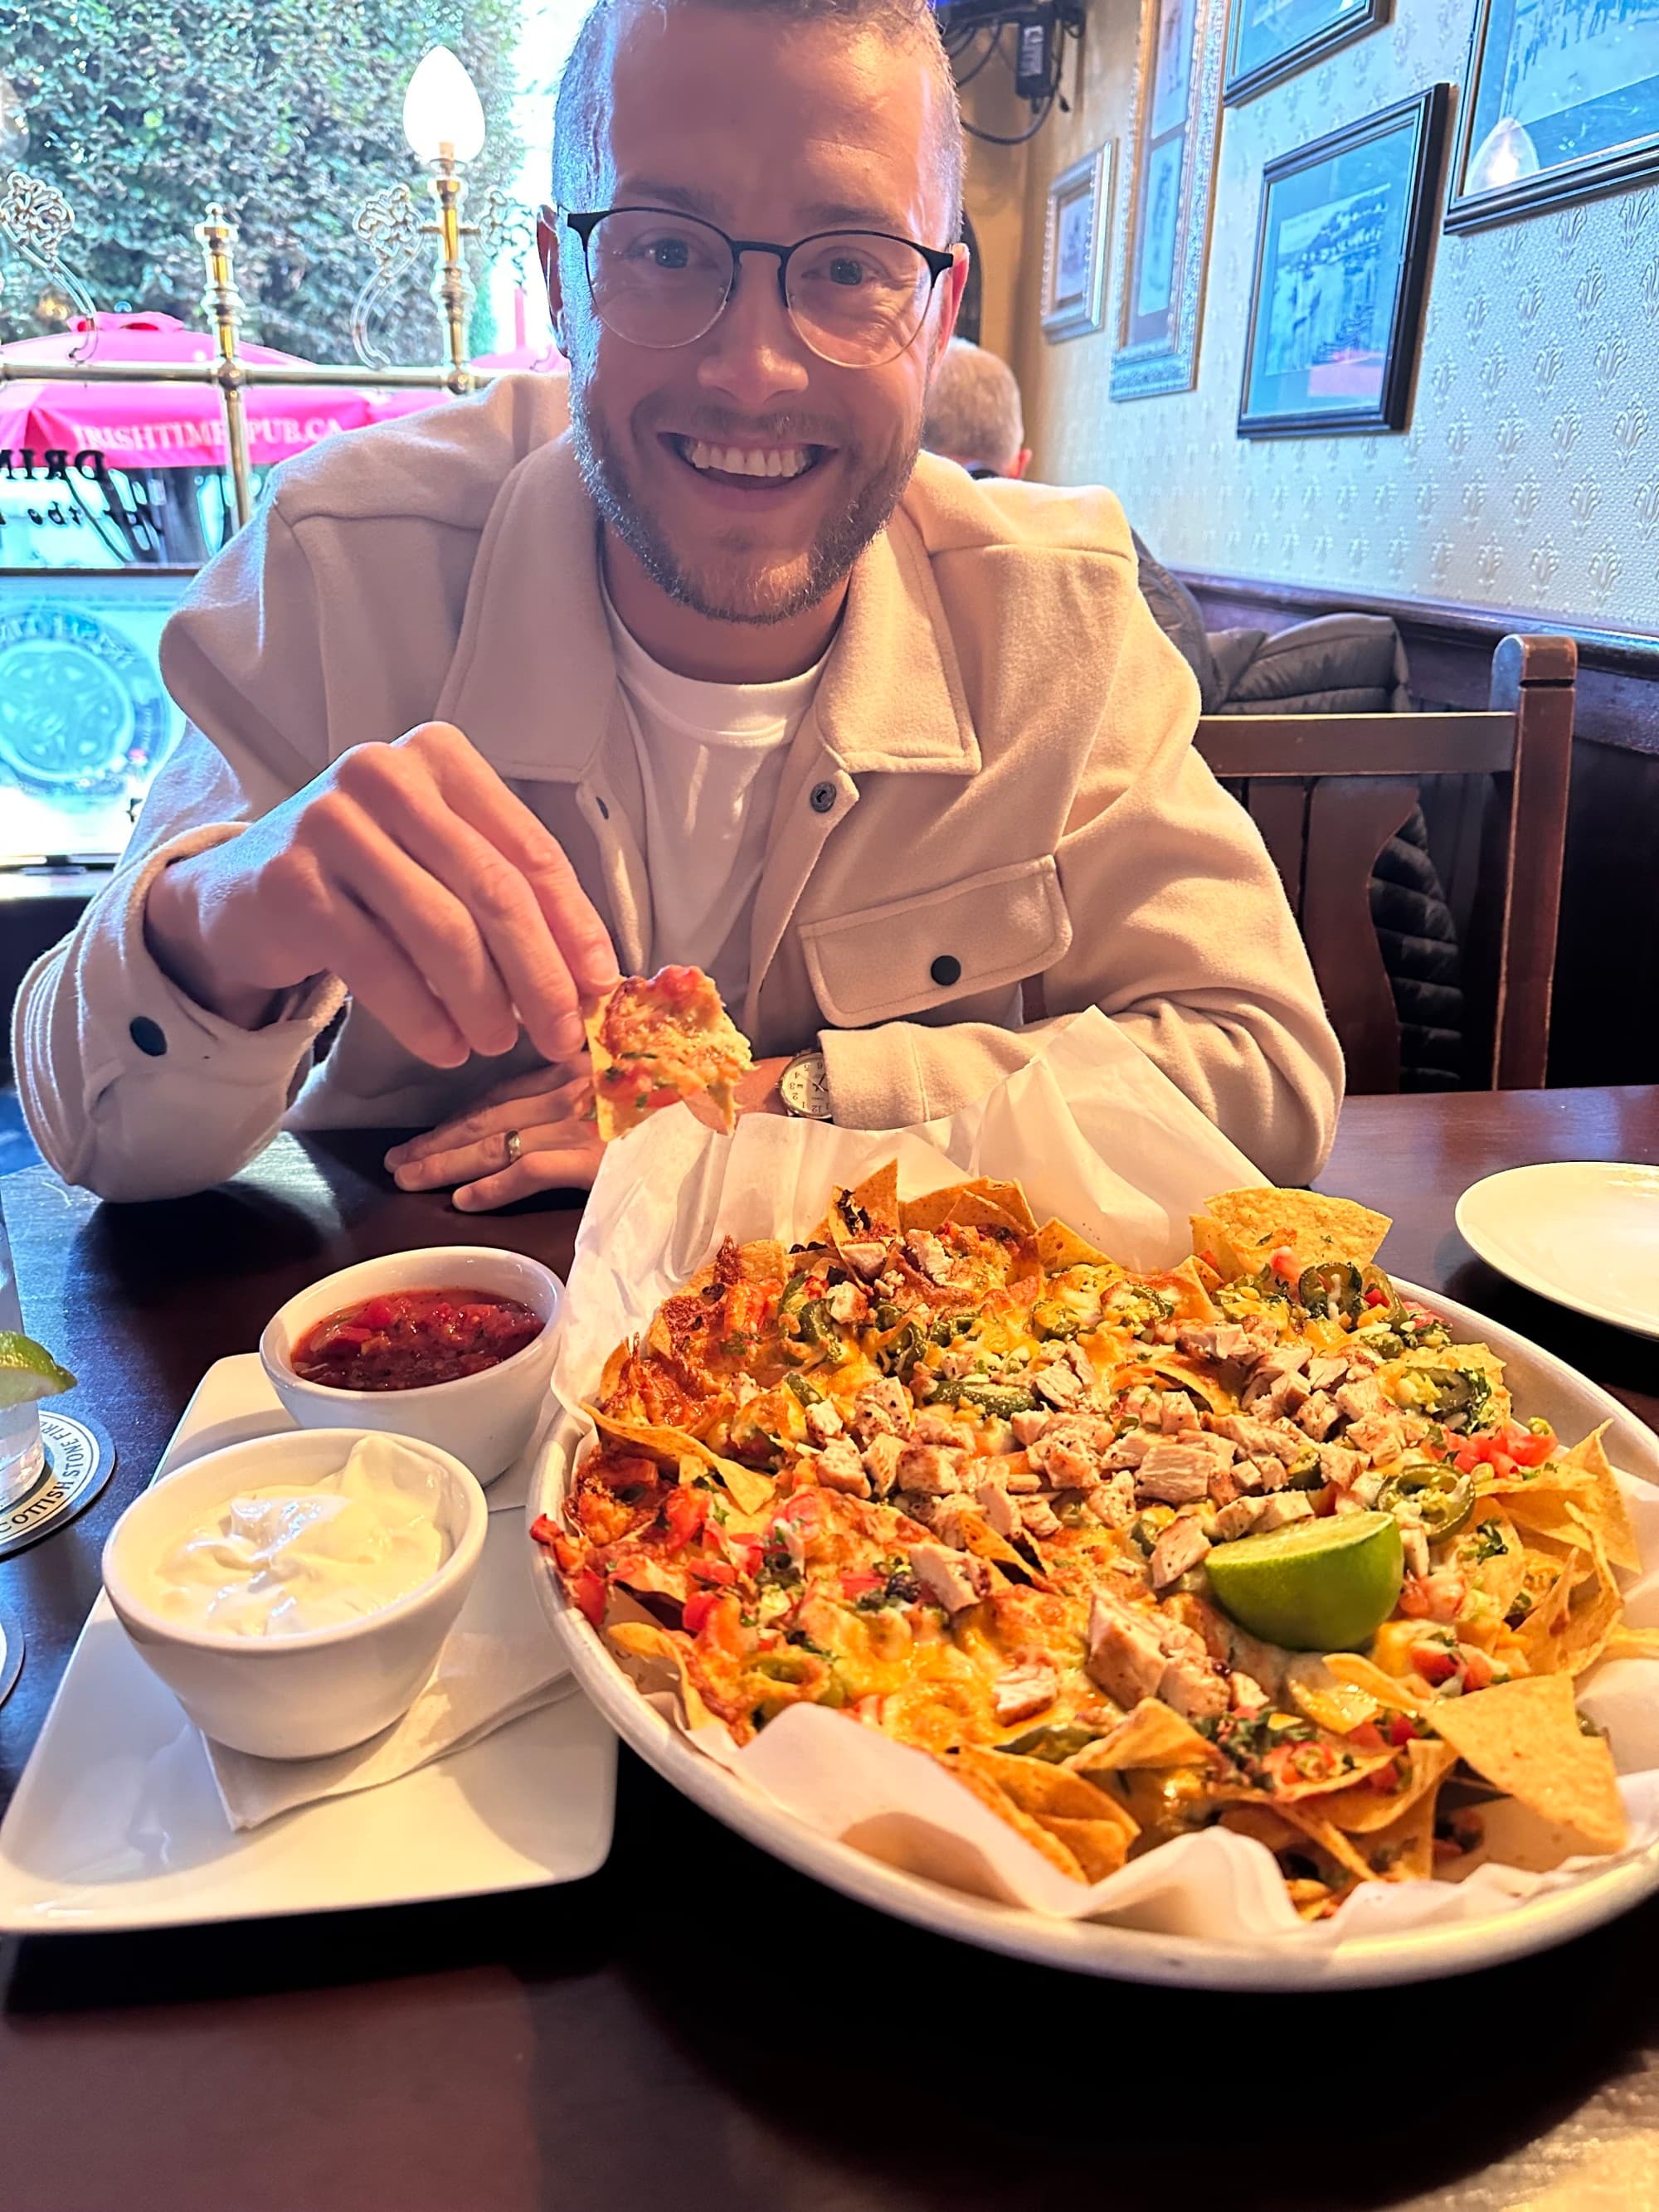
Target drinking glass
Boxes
[0,1190,45,1508]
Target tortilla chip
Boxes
[953,1743,1126,1824]
[1036,1218,1111,1271]
[606,1619,718,1730]
[1039,1811,1134,1882]
[1146,1357,1231,1412]
[1560,1427,1642,1573]
[900,1183,977,1233]
[1068,1697,1219,1775]
[1501,1488,1598,1554]
[1219,1803,1302,1852]
[1321,1652,1430,1714]
[1454,1510,1530,1616]
[1602,1626,1659,1662]
[1427,1674,1627,1854]
[1522,1539,1623,1679]
[941,1191,1027,1237]
[1360,1790,1439,1881]
[1284,1654,1384,1735]
[964,1179,1039,1235]
[1166,1257,1219,1322]
[1198,1186,1393,1271]
[1313,1738,1458,1835]
[949,1510,1043,1586]
[586,1407,776,1515]
[1280,1806,1377,1884]
[1516,1555,1584,1674]
[940,1752,1086,1879]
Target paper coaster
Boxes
[0,1410,115,1562]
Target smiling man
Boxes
[15,0,1342,1205]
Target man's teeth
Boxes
[683,440,813,479]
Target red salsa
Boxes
[293,1287,544,1391]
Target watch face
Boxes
[781,1052,830,1118]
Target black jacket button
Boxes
[930,955,961,987]
[809,780,836,814]
[129,1015,168,1057]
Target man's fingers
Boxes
[322,897,470,1068]
[476,1062,586,1111]
[427,739,620,998]
[451,1137,604,1212]
[386,1077,591,1174]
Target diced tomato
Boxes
[1363,1286,1389,1307]
[681,1588,720,1636]
[1413,1642,1461,1686]
[839,1569,884,1599]
[1269,1245,1299,1282]
[1459,1645,1496,1691]
[662,1487,708,1549]
[1388,1713,1418,1748]
[1350,1720,1387,1753]
[1454,1423,1554,1477]
[689,1558,737,1587]
[529,1514,561,1552]
[572,1569,607,1628]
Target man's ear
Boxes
[935,240,971,354]
[1010,447,1033,480]
[538,207,567,348]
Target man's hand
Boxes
[385,1053,791,1211]
[144,721,618,1067]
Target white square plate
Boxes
[0,1355,615,1933]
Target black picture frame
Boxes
[1224,0,1390,108]
[1238,84,1451,440]
[1445,0,1659,233]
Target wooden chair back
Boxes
[1192,634,1576,1094]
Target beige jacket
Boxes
[15,376,1342,1202]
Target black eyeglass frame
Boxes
[559,206,957,362]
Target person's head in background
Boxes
[538,0,971,678]
[921,337,1033,481]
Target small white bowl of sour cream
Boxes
[102,1427,487,1760]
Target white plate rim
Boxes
[1456,1161,1659,1341]
[529,1278,1659,1989]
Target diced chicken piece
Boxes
[1307,1355,1349,1393]
[1010,1409,1050,1448]
[1350,1470,1384,1508]
[1180,1429,1237,1471]
[1346,1412,1407,1464]
[1316,1442,1365,1490]
[1121,1384,1161,1426]
[895,1441,969,1495]
[850,1378,912,1443]
[804,1399,844,1444]
[1086,1592,1168,1705]
[1335,1378,1389,1423]
[1230,1671,1272,1718]
[1032,1362,1087,1411]
[1020,1495,1063,1539]
[1002,1457,1043,1494]
[1059,1339,1097,1385]
[1031,1432,1098,1488]
[1214,1496,1267,1542]
[810,1437,870,1495]
[1160,1391,1198,1434]
[1133,1441,1214,1505]
[902,1228,952,1284]
[1255,1456,1292,1492]
[929,1493,980,1548]
[874,1270,905,1301]
[1253,1341,1311,1383]
[839,1240,888,1280]
[1296,1391,1340,1441]
[1084,1471,1136,1529]
[1400,1525,1430,1580]
[1150,1515,1212,1591]
[1230,1457,1267,1495]
[914,1408,971,1447]
[1255,1491,1315,1531]
[907,1541,990,1615]
[1175,1320,1259,1364]
[1267,1370,1311,1417]
[975,1480,1021,1539]
[1157,1645,1229,1722]
[936,1346,979,1381]
[1344,1344,1384,1378]
[1102,1428,1156,1471]
[824,1281,868,1327]
[1209,1413,1304,1466]
[993,1661,1060,1727]
[860,1433,907,1496]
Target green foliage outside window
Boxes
[0,0,525,364]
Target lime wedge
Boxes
[1205,1510,1403,1652]
[0,1330,76,1412]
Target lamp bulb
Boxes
[403,46,486,165]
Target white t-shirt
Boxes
[602,590,828,1009]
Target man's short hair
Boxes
[552,0,965,241]
[922,338,1024,473]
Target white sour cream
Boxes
[153,1435,450,1637]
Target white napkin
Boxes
[206,1473,570,1831]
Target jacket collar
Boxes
[437,432,980,783]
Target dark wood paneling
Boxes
[1177,570,1659,1089]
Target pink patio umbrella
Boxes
[0,312,381,469]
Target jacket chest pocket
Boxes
[798,855,1072,1029]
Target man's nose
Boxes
[694,251,811,409]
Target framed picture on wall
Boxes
[1041,145,1112,340]
[1445,0,1659,231]
[1225,0,1391,107]
[1238,84,1452,437]
[1110,0,1228,400]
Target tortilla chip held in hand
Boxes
[585,965,755,1141]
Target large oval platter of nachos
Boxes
[533,1164,1659,1981]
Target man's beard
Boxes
[570,395,918,626]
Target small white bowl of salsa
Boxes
[260,1247,561,1480]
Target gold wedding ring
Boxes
[504,1128,523,1166]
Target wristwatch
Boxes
[780,1048,832,1120]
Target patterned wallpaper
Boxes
[994,0,1659,630]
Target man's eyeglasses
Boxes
[560,207,956,370]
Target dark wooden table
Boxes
[3,1091,1659,2212]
